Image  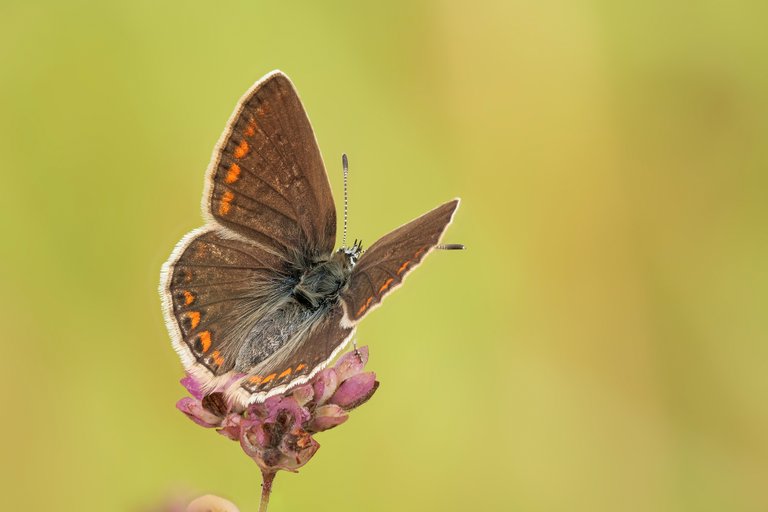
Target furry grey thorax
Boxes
[233,247,360,372]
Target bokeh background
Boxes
[2,1,767,511]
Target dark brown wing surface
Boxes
[341,199,460,323]
[206,71,336,258]
[164,228,288,376]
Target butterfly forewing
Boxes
[207,71,336,258]
[341,199,460,323]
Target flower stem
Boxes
[259,471,276,512]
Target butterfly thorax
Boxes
[292,250,356,310]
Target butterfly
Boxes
[160,70,461,405]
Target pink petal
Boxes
[180,375,204,400]
[291,384,314,406]
[239,419,269,459]
[217,413,243,441]
[308,404,349,432]
[329,372,379,410]
[334,346,369,381]
[176,397,222,428]
[312,368,338,405]
[186,494,240,512]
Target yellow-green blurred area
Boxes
[2,1,767,510]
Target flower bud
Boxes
[330,372,379,410]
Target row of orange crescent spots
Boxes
[183,291,195,306]
[211,350,224,366]
[248,362,309,385]
[233,140,250,159]
[225,163,241,184]
[218,191,234,215]
[356,246,428,318]
[199,331,212,352]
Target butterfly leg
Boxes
[352,337,363,363]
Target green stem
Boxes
[259,471,276,512]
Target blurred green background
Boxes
[2,1,767,511]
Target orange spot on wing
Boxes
[396,260,411,275]
[249,375,263,385]
[187,311,200,330]
[295,363,307,372]
[244,121,256,137]
[414,247,426,258]
[262,373,277,384]
[279,368,292,379]
[225,163,241,184]
[356,296,375,317]
[211,350,224,366]
[199,331,212,352]
[378,277,394,294]
[357,296,373,316]
[183,291,195,306]
[219,191,234,215]
[233,140,250,159]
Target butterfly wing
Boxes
[231,305,356,403]
[161,71,337,392]
[205,70,336,259]
[340,199,460,325]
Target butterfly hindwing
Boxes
[162,227,289,380]
[341,199,460,323]
[206,71,336,258]
[234,305,355,401]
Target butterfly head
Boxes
[339,239,364,268]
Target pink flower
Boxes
[176,346,379,508]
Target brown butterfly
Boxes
[160,71,461,404]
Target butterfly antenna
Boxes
[342,153,349,249]
[436,244,466,250]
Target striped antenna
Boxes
[342,153,349,249]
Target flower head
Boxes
[176,346,379,477]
